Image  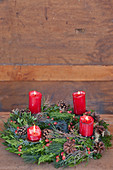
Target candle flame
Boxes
[85,116,89,121]
[78,91,81,94]
[34,91,37,95]
[33,124,35,133]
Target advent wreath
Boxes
[0,100,112,168]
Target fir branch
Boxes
[38,153,55,165]
[101,135,112,148]
[22,154,39,163]
[49,111,74,122]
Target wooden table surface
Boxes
[0,112,113,170]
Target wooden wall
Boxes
[0,0,113,113]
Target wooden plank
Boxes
[0,81,113,114]
[0,65,113,81]
[0,0,113,65]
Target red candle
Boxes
[72,91,86,115]
[27,125,42,141]
[29,91,42,114]
[79,115,94,137]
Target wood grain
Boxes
[0,81,113,114]
[0,65,113,81]
[0,0,113,65]
[0,0,113,114]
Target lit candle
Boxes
[79,115,94,137]
[72,91,86,115]
[33,124,36,133]
[29,91,42,114]
[27,125,42,142]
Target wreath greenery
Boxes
[0,100,112,168]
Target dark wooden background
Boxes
[0,0,113,113]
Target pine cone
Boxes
[58,100,68,112]
[42,129,54,139]
[95,125,105,135]
[63,140,77,154]
[17,125,28,136]
[91,112,100,122]
[94,141,105,154]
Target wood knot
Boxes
[45,7,48,20]
[75,28,85,34]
